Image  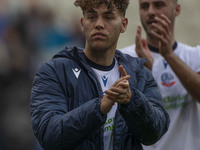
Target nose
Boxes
[95,17,104,30]
[148,5,156,18]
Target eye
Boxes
[154,2,165,8]
[140,3,149,10]
[89,16,95,20]
[89,16,96,20]
[87,14,97,20]
[105,16,113,20]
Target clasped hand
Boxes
[100,65,132,114]
[105,65,132,104]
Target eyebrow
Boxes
[86,9,96,14]
[85,9,115,15]
[104,10,115,15]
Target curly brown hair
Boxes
[74,0,130,16]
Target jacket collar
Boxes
[52,46,146,75]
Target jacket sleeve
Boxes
[30,62,106,150]
[119,66,170,145]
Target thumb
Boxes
[119,65,127,77]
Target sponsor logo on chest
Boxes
[161,72,176,87]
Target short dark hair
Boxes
[74,0,130,16]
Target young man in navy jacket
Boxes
[30,0,170,149]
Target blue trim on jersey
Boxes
[148,42,178,53]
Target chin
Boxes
[92,46,107,51]
[91,42,107,50]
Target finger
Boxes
[135,26,142,53]
[141,38,153,58]
[119,65,127,77]
[110,75,130,88]
[109,86,128,95]
[153,15,171,38]
[151,31,169,48]
[141,38,148,50]
[151,28,169,45]
[151,23,168,38]
[159,14,171,27]
[135,26,149,58]
[105,89,120,98]
[154,17,169,32]
[117,81,129,89]
[106,91,127,104]
[106,94,117,102]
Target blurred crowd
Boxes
[0,1,85,150]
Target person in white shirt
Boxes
[122,0,200,150]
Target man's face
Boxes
[81,4,127,51]
[139,0,179,37]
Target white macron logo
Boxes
[72,68,81,79]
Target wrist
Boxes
[163,51,175,62]
[100,95,114,114]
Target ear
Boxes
[80,17,85,32]
[175,4,181,17]
[121,18,128,33]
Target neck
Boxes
[84,45,116,66]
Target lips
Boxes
[92,32,106,38]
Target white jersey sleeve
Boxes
[176,43,200,73]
